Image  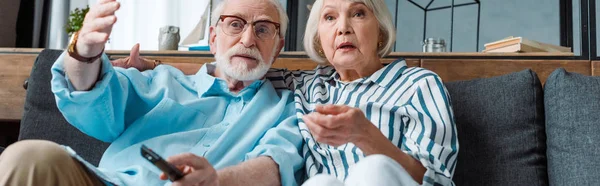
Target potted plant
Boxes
[65,6,90,40]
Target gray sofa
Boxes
[4,49,600,185]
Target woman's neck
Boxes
[336,58,384,82]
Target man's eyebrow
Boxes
[253,16,277,23]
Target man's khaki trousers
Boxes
[0,140,104,186]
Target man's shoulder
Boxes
[262,80,294,102]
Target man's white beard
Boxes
[215,44,276,81]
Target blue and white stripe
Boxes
[267,59,459,186]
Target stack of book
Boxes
[483,36,571,53]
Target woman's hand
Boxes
[303,104,374,147]
[160,153,219,186]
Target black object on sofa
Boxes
[19,49,109,166]
[0,146,4,154]
[15,49,600,185]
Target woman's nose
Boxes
[336,17,353,35]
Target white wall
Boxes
[389,0,562,53]
[82,0,211,50]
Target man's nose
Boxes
[239,26,257,48]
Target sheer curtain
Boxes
[85,0,211,50]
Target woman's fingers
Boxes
[304,115,342,139]
[306,118,347,146]
[306,112,345,129]
[315,104,349,115]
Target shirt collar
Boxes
[328,59,408,88]
[194,62,265,101]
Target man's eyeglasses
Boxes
[218,15,281,40]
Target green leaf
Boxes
[65,5,90,36]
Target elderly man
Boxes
[0,0,303,186]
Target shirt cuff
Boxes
[404,150,453,186]
[245,146,303,186]
[51,52,115,104]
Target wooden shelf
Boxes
[0,48,574,57]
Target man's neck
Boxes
[213,67,255,93]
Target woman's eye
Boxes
[325,15,335,21]
[354,11,365,17]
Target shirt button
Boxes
[203,144,211,147]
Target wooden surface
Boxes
[0,54,36,122]
[0,47,593,122]
[0,48,575,57]
[593,61,600,76]
[422,59,591,84]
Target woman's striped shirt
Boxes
[267,59,459,186]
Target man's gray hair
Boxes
[303,0,396,63]
[211,0,288,39]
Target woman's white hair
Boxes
[210,0,288,39]
[304,0,396,63]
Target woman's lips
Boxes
[336,42,357,51]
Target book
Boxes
[483,43,546,53]
[483,36,571,53]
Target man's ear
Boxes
[209,26,217,55]
[273,38,285,59]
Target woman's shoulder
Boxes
[388,60,442,83]
[265,66,334,90]
[266,66,335,80]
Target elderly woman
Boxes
[277,0,458,185]
[118,0,458,185]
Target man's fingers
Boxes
[97,0,116,4]
[110,58,128,67]
[85,1,120,22]
[130,43,140,59]
[172,170,214,186]
[159,165,190,180]
[79,32,109,45]
[82,15,117,33]
[166,153,208,169]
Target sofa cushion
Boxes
[445,69,548,185]
[544,68,600,185]
[19,49,109,166]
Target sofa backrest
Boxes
[445,69,548,185]
[19,49,109,166]
[544,69,600,185]
[28,49,600,185]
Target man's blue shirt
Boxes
[51,53,303,186]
